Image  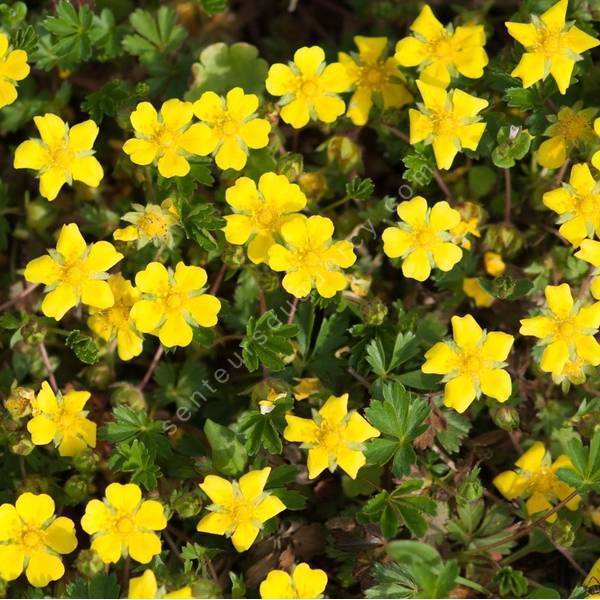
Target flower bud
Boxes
[65,475,90,505]
[483,224,525,258]
[490,405,520,431]
[324,136,362,173]
[549,520,575,547]
[110,383,146,411]
[276,152,304,182]
[298,171,327,202]
[84,363,113,390]
[361,297,388,326]
[170,489,203,519]
[4,387,35,419]
[75,549,106,578]
[223,245,246,269]
[192,578,222,599]
[9,432,34,456]
[72,450,100,475]
[492,566,528,598]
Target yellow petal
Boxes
[409,108,433,143]
[493,470,529,500]
[158,150,190,178]
[34,113,66,146]
[123,138,158,165]
[127,531,162,564]
[71,156,104,188]
[135,262,169,295]
[443,374,476,413]
[239,467,271,501]
[283,415,319,443]
[543,187,573,214]
[537,136,566,169]
[197,511,231,535]
[186,294,221,328]
[511,52,546,88]
[397,196,428,228]
[411,5,444,40]
[215,137,247,171]
[422,342,460,374]
[559,216,587,246]
[481,331,514,362]
[200,475,234,505]
[550,54,574,95]
[81,280,115,310]
[280,98,310,129]
[0,504,20,542]
[45,516,77,554]
[159,313,193,348]
[134,500,167,531]
[160,98,193,130]
[479,368,512,402]
[336,446,366,479]
[179,122,218,156]
[193,92,223,122]
[260,570,295,599]
[526,492,555,522]
[16,492,54,526]
[27,414,57,445]
[253,495,286,523]
[268,244,294,272]
[314,270,347,298]
[106,482,142,512]
[540,340,569,374]
[431,242,463,272]
[575,335,600,366]
[519,315,555,339]
[129,570,158,600]
[545,283,573,318]
[174,261,207,292]
[41,285,79,320]
[313,94,346,123]
[319,394,348,424]
[344,412,380,443]
[39,168,68,201]
[541,0,567,30]
[402,247,431,281]
[293,563,328,599]
[14,140,46,170]
[231,522,260,552]
[457,122,486,151]
[130,299,164,333]
[239,118,271,149]
[453,45,488,79]
[451,314,483,349]
[382,226,411,258]
[25,551,65,588]
[293,46,325,76]
[130,102,158,135]
[452,89,488,119]
[81,499,111,534]
[416,79,447,111]
[116,328,144,361]
[505,22,538,47]
[0,544,24,582]
[394,37,427,67]
[24,255,61,285]
[68,120,98,152]
[432,134,460,170]
[346,87,373,126]
[265,64,296,96]
[247,233,275,264]
[565,25,600,54]
[575,302,600,329]
[307,446,330,479]
[91,532,123,563]
[429,201,461,231]
[282,268,312,296]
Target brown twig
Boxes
[138,345,164,391]
[0,283,39,312]
[210,263,227,296]
[554,159,570,185]
[287,296,299,324]
[39,342,58,393]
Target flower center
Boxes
[61,259,88,286]
[255,206,279,229]
[47,142,75,171]
[138,212,168,238]
[108,304,131,328]
[154,125,177,149]
[556,112,589,143]
[166,292,184,310]
[459,351,483,376]
[534,28,564,56]
[21,528,44,550]
[574,192,598,219]
[299,78,319,98]
[361,65,387,89]
[317,421,343,454]
[554,317,577,342]
[116,516,134,534]
[229,498,255,525]
[411,225,437,248]
[297,249,323,270]
[431,110,458,137]
[428,34,454,61]
[529,468,557,495]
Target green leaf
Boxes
[491,125,533,168]
[65,330,99,365]
[200,0,228,15]
[402,150,434,187]
[468,165,497,199]
[204,419,247,476]
[479,275,534,300]
[238,397,292,455]
[346,177,374,201]
[557,432,600,494]
[241,310,298,372]
[188,42,268,98]
[365,383,429,476]
[107,439,162,491]
[365,332,419,379]
[67,573,120,599]
[174,195,222,253]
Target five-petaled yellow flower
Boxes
[395,5,488,88]
[0,32,29,108]
[0,493,77,587]
[192,87,271,170]
[283,394,380,479]
[543,163,600,246]
[338,35,412,126]
[87,274,143,361]
[14,114,103,201]
[493,441,580,521]
[260,563,328,599]
[128,569,192,599]
[223,172,307,264]
[409,80,488,170]
[131,261,221,348]
[520,283,600,377]
[196,467,286,552]
[382,196,463,281]
[267,215,356,298]
[537,106,596,169]
[266,46,350,129]
[506,0,599,94]
[422,314,514,413]
[113,200,179,249]
[27,381,96,456]
[123,99,207,178]
[24,223,123,320]
[81,482,167,564]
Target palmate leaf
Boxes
[67,573,120,599]
[107,439,162,491]
[204,418,247,476]
[240,310,298,372]
[365,382,430,476]
[557,431,600,494]
[238,397,293,455]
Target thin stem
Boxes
[0,283,39,312]
[287,297,300,324]
[323,194,351,212]
[38,342,58,392]
[138,345,164,391]
[145,167,157,204]
[555,159,570,185]
[432,168,456,204]
[210,263,227,296]
[504,168,512,225]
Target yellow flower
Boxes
[0,33,29,108]
[130,261,221,348]
[128,569,192,599]
[196,467,286,552]
[260,563,328,599]
[543,163,600,245]
[551,356,590,385]
[24,223,123,320]
[585,559,600,599]
[283,394,380,479]
[14,114,103,201]
[395,5,488,88]
[123,99,208,178]
[506,0,599,94]
[382,196,463,281]
[537,106,596,169]
[192,87,271,170]
[81,482,167,564]
[484,251,506,277]
[493,441,580,522]
[223,172,307,264]
[0,492,77,587]
[422,314,514,413]
[338,35,412,126]
[409,80,488,170]
[266,46,350,129]
[27,381,96,456]
[267,215,356,298]
[519,283,600,376]
[293,377,321,401]
[114,200,179,249]
[87,274,143,361]
[463,277,494,307]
